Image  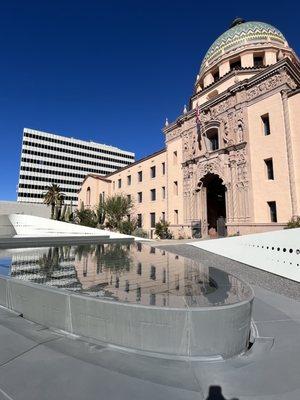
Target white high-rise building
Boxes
[17,128,135,205]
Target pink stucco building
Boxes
[78,19,300,238]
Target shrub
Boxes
[132,228,148,238]
[285,216,300,229]
[119,219,137,235]
[155,220,172,239]
[74,204,98,228]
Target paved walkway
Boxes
[0,245,299,400]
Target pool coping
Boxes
[0,235,135,248]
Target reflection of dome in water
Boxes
[200,20,287,74]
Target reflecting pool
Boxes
[0,242,252,308]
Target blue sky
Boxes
[0,0,299,200]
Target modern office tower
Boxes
[17,128,135,205]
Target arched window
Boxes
[206,128,219,151]
[99,192,105,204]
[86,187,91,206]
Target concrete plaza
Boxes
[0,244,299,400]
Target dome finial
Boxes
[230,17,245,28]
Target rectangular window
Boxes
[137,213,142,228]
[127,194,131,202]
[127,175,131,185]
[230,57,241,70]
[138,171,143,182]
[137,262,142,274]
[206,128,219,151]
[150,212,156,228]
[174,209,178,224]
[162,162,166,175]
[150,188,156,201]
[150,266,156,280]
[174,181,178,195]
[162,186,166,199]
[118,178,122,189]
[254,54,264,67]
[150,166,156,178]
[261,114,271,136]
[213,69,220,82]
[150,293,156,306]
[162,212,165,221]
[137,192,142,203]
[264,158,274,180]
[268,201,277,222]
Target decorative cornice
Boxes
[182,141,246,168]
[163,58,300,135]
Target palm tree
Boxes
[103,194,133,230]
[38,247,60,280]
[43,184,65,219]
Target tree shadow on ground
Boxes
[206,385,238,400]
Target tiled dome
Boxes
[200,21,287,73]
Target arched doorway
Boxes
[201,173,227,236]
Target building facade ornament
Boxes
[79,21,300,238]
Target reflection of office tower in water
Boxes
[10,247,82,291]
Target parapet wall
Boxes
[191,228,300,282]
[0,275,253,359]
[0,201,50,218]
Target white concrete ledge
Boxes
[190,228,300,282]
[0,214,151,246]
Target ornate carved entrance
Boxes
[201,173,227,236]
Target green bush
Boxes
[155,220,172,239]
[74,204,98,228]
[119,219,137,235]
[285,216,300,229]
[132,228,148,238]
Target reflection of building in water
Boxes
[74,243,250,307]
[6,243,251,308]
[74,243,211,307]
[10,247,82,291]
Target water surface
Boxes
[0,242,252,308]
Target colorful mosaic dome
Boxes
[200,20,287,73]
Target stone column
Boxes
[200,187,208,236]
[229,160,238,222]
[281,90,298,217]
[225,183,232,223]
